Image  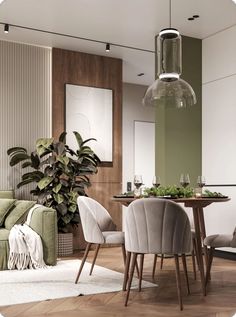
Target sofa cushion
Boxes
[0,190,14,199]
[4,200,36,230]
[0,228,10,270]
[0,199,16,226]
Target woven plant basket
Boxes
[57,232,73,257]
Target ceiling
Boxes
[0,0,236,85]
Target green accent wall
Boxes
[156,36,202,187]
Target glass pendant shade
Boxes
[143,28,197,108]
[143,77,197,108]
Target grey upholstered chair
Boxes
[152,229,197,280]
[123,198,192,310]
[75,196,125,283]
[204,227,236,286]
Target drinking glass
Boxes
[197,176,206,188]
[180,174,190,188]
[152,176,161,188]
[133,175,143,197]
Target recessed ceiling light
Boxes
[0,0,6,4]
[4,24,9,33]
[232,0,236,4]
[187,14,200,21]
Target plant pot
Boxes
[72,223,87,250]
[57,232,73,257]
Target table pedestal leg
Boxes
[193,207,206,296]
[198,207,209,269]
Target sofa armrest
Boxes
[29,206,57,265]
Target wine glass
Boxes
[180,174,190,188]
[152,176,161,188]
[133,175,143,197]
[197,176,206,188]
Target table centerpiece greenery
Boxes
[143,185,194,198]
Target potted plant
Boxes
[7,131,100,255]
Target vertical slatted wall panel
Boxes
[0,40,51,199]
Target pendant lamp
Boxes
[143,0,196,108]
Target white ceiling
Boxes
[0,0,236,85]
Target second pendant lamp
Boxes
[143,1,196,108]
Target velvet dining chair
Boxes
[123,198,192,310]
[152,229,198,280]
[204,226,236,286]
[75,196,125,283]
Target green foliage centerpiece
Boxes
[7,131,100,232]
[143,185,194,198]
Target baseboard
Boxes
[214,250,236,261]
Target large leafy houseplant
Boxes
[7,131,100,232]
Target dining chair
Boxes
[152,229,197,280]
[75,196,125,283]
[204,226,236,286]
[123,198,192,310]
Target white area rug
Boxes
[0,259,156,306]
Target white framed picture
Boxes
[65,84,113,163]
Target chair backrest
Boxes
[77,196,116,244]
[125,198,192,254]
[231,226,236,247]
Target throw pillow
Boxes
[0,199,16,226]
[4,200,36,230]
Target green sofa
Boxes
[0,195,57,270]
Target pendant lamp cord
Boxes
[169,0,172,28]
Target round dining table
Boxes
[111,196,230,296]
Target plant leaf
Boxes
[38,176,53,190]
[9,153,30,166]
[73,131,83,148]
[81,138,97,146]
[21,161,32,168]
[53,183,62,193]
[53,193,64,204]
[7,147,27,156]
[59,132,67,143]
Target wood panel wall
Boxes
[52,48,123,247]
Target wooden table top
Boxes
[111,196,230,207]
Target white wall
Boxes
[202,26,236,252]
[134,121,155,188]
[0,40,51,199]
[122,83,155,194]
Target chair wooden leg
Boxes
[174,254,183,311]
[135,259,139,278]
[193,236,200,271]
[125,253,137,306]
[205,247,214,287]
[138,254,144,292]
[89,244,100,275]
[191,249,197,280]
[121,244,126,266]
[160,254,164,269]
[123,251,131,291]
[181,254,190,295]
[75,243,92,284]
[152,254,158,279]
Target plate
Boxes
[113,195,134,198]
[202,196,228,199]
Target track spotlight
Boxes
[4,24,9,33]
[105,43,110,52]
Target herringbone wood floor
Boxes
[1,247,236,317]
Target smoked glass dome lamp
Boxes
[143,2,197,108]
